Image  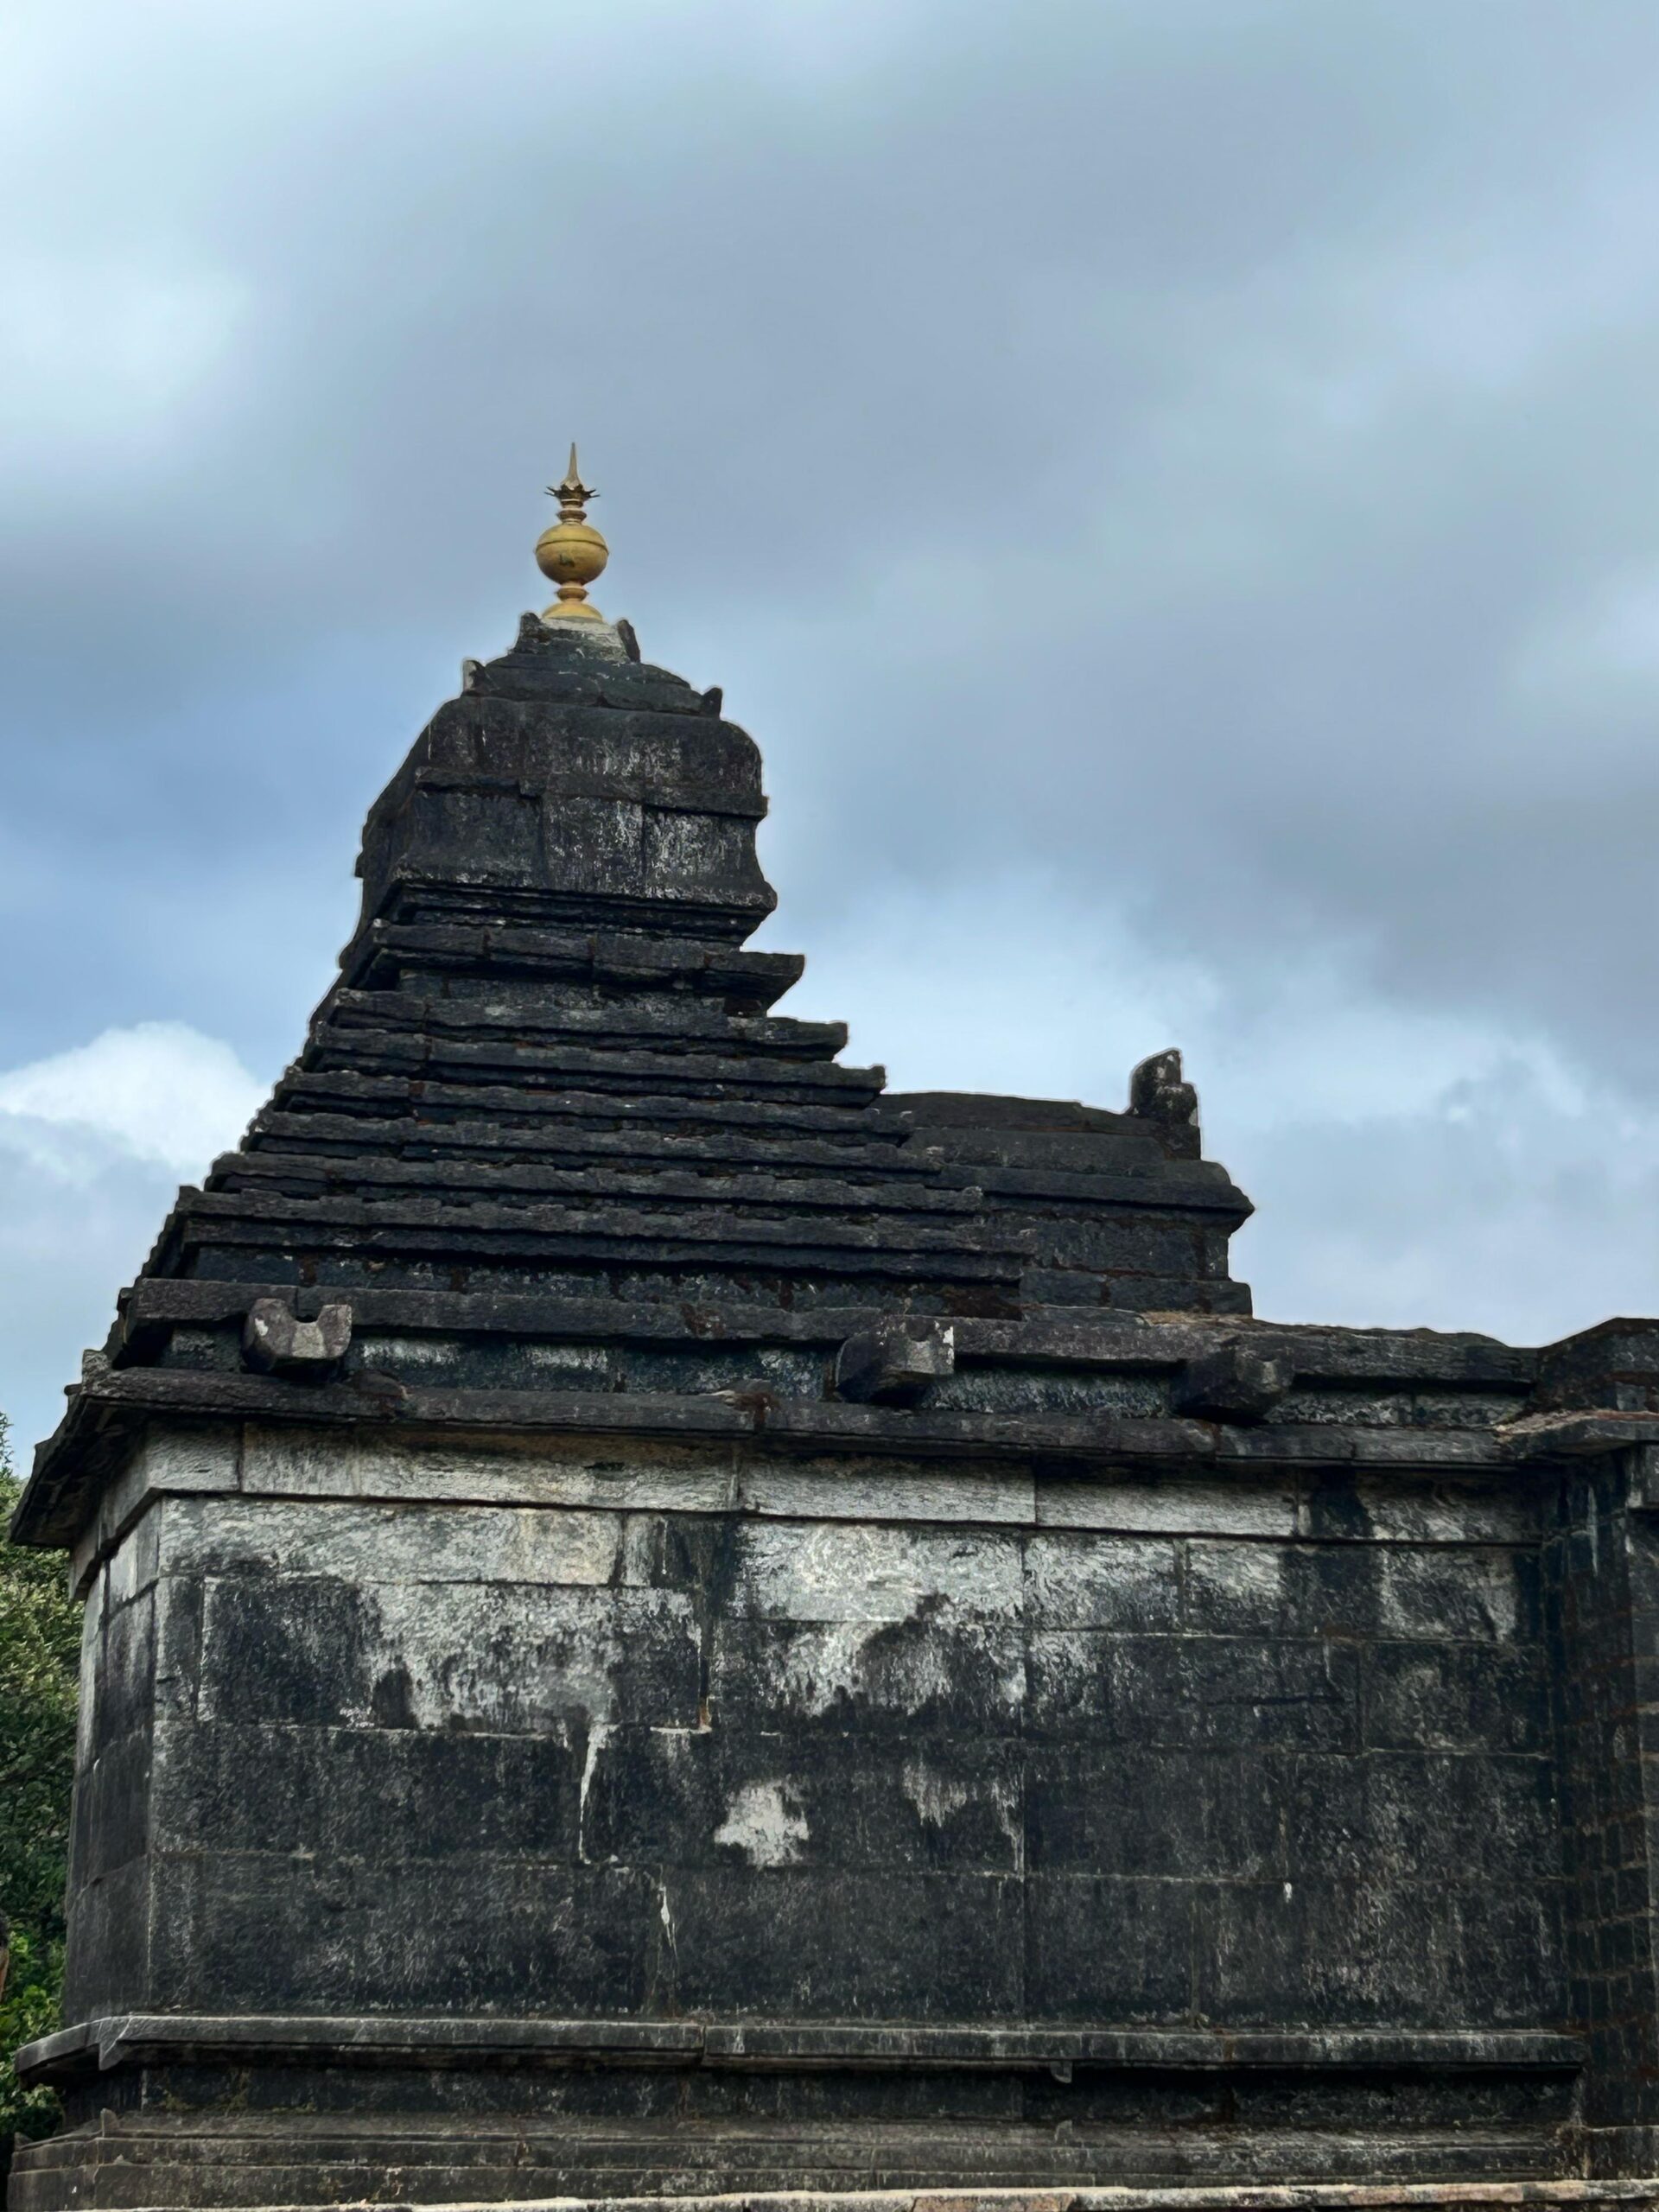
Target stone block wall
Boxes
[62,1426,1560,2042]
[1544,1449,1659,2172]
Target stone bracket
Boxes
[1173,1339,1294,1424]
[241,1296,353,1380]
[834,1318,956,1406]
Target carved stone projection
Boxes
[12,482,1659,2212]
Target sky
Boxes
[6,0,1659,1457]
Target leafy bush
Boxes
[0,1417,81,2178]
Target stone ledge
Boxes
[16,2014,1585,2086]
[112,1282,1541,1387]
[240,2190,1659,2212]
[7,2177,1656,2212]
[324,2190,1659,2212]
[22,1366,1555,1548]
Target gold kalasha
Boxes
[534,442,608,622]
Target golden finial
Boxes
[534,442,608,623]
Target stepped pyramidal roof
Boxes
[16,452,1259,1544]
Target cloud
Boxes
[0,1021,263,1176]
[794,877,1659,1344]
[0,1026,262,1455]
[1238,1077,1659,1348]
[4,0,1659,1450]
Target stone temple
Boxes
[12,458,1659,2212]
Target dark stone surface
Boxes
[835,1319,956,1406]
[13,615,1659,2207]
[1173,1339,1294,1422]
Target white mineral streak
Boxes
[1379,1547,1519,1641]
[576,1721,613,1862]
[172,1497,624,1586]
[352,1334,462,1366]
[900,1758,973,1827]
[524,1343,610,1373]
[735,1522,1021,1623]
[713,1780,809,1867]
[238,1426,734,1513]
[772,1621,892,1715]
[1024,1534,1179,1628]
[1037,1476,1297,1539]
[134,1427,239,1492]
[759,1618,1020,1723]
[1185,1541,1287,1627]
[735,1460,1034,1528]
[1349,1473,1535,1545]
[196,1576,695,1734]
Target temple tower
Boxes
[10,470,1659,2209]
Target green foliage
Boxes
[0,1414,81,2170]
[0,1925,64,2150]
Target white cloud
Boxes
[5,1,1659,1446]
[791,875,1659,1346]
[0,1020,263,1177]
[1236,1062,1659,1345]
[0,1139,181,1461]
[0,1024,265,1459]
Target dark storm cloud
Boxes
[6,0,1659,1443]
[9,0,1659,1062]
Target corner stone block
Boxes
[833,1318,955,1406]
[1533,1317,1659,1414]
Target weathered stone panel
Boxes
[47,1451,1565,2063]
